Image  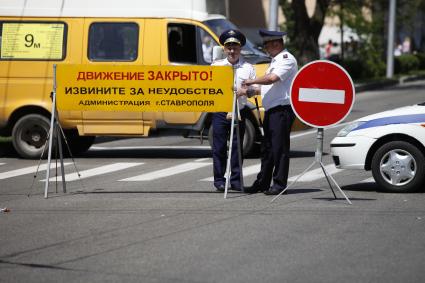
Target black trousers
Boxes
[211,108,247,189]
[254,105,295,190]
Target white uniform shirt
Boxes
[261,49,298,111]
[212,57,256,109]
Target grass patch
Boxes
[0,136,12,143]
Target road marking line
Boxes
[288,164,344,182]
[0,163,5,166]
[200,176,214,182]
[290,122,349,139]
[0,163,71,180]
[299,88,345,104]
[91,145,211,150]
[200,163,260,182]
[360,177,375,183]
[202,164,343,183]
[121,162,211,181]
[43,162,143,182]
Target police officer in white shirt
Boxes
[211,29,256,192]
[239,29,298,195]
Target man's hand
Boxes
[242,79,254,87]
[237,84,259,98]
[236,85,248,97]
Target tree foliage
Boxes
[279,0,331,65]
[279,0,425,77]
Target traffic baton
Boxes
[254,97,264,136]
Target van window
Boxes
[199,28,218,64]
[0,21,67,60]
[88,22,138,61]
[167,24,197,64]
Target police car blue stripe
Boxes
[353,114,425,131]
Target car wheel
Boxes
[12,114,51,159]
[371,141,425,193]
[208,118,256,157]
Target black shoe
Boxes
[244,185,266,194]
[263,187,287,195]
[230,186,242,192]
[215,184,225,192]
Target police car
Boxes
[331,102,425,193]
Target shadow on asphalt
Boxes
[85,148,212,159]
[0,146,317,159]
[312,197,376,201]
[71,188,323,197]
[0,259,71,271]
[341,182,379,192]
[0,142,15,158]
[74,190,239,194]
[1,130,319,159]
[285,188,322,194]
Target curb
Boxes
[355,74,425,93]
[400,74,425,83]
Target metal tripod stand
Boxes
[28,64,84,198]
[224,65,244,199]
[271,128,352,204]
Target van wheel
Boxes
[371,141,425,193]
[64,130,95,155]
[208,118,256,157]
[243,119,256,156]
[12,114,51,159]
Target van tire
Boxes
[12,114,51,159]
[208,118,256,157]
[243,118,256,156]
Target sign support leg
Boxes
[43,126,54,198]
[224,66,244,198]
[320,162,337,199]
[271,128,351,204]
[224,95,236,199]
[55,113,66,193]
[43,64,71,198]
[44,70,58,199]
[235,103,244,192]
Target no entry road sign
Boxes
[290,60,355,128]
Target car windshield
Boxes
[204,18,270,64]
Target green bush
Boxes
[394,54,420,74]
[415,53,425,70]
[342,56,385,80]
[342,58,364,80]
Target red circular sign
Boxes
[290,60,355,128]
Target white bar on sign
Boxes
[299,88,345,104]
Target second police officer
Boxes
[211,29,256,192]
[239,29,298,195]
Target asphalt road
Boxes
[1,80,425,283]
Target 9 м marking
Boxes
[24,34,41,48]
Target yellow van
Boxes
[0,0,302,159]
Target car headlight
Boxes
[337,121,366,137]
